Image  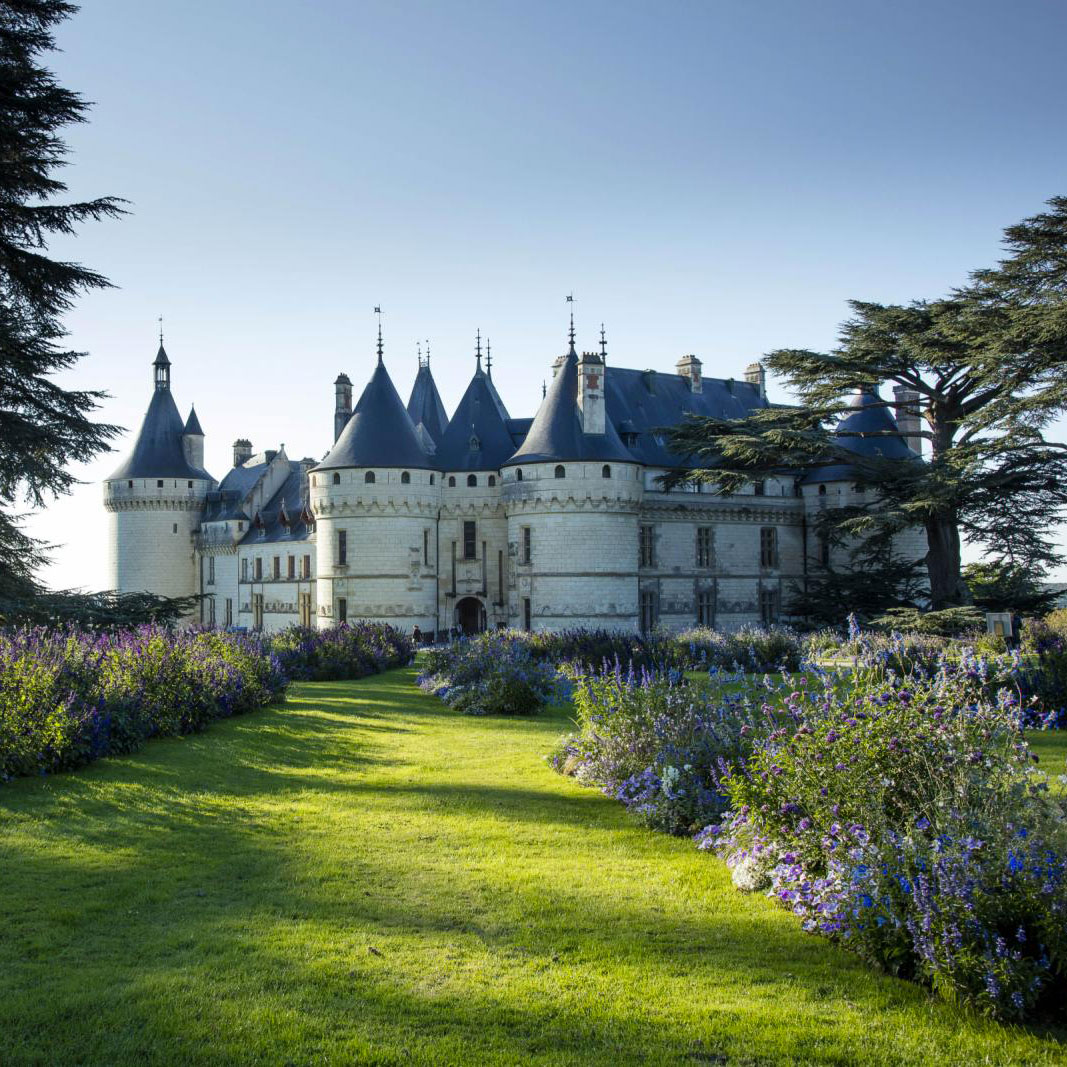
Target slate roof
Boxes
[504,349,634,466]
[184,405,204,436]
[108,356,214,481]
[240,463,315,545]
[602,366,767,468]
[315,358,434,471]
[435,362,516,471]
[802,390,918,483]
[406,364,449,444]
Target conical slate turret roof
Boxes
[316,359,435,471]
[504,348,633,466]
[436,363,515,471]
[109,349,213,481]
[802,389,918,483]
[406,364,448,444]
[184,405,204,435]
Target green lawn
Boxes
[1,669,1065,1066]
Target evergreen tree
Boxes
[0,1,124,599]
[667,197,1067,610]
[962,560,1060,615]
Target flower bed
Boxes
[0,620,413,781]
[268,622,413,681]
[551,624,1067,1021]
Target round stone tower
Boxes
[310,335,441,633]
[103,343,215,601]
[502,336,642,631]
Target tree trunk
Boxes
[924,510,970,609]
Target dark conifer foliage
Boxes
[667,197,1067,610]
[0,1,125,598]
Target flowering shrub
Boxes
[0,625,287,780]
[268,622,412,681]
[704,658,1067,1020]
[418,631,560,715]
[558,662,784,835]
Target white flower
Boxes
[731,855,771,892]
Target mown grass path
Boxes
[1,668,1065,1066]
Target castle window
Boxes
[463,520,476,560]
[639,590,657,635]
[225,598,233,627]
[207,557,215,585]
[401,471,410,484]
[467,474,477,487]
[818,484,826,496]
[696,526,713,568]
[554,464,565,479]
[697,589,714,626]
[157,480,164,488]
[337,529,347,566]
[523,597,531,631]
[423,529,429,566]
[187,480,193,488]
[760,587,780,626]
[754,480,765,496]
[272,556,280,580]
[760,527,778,569]
[516,469,523,482]
[488,475,496,487]
[332,472,341,485]
[254,557,262,581]
[238,522,244,532]
[287,555,295,579]
[448,476,456,488]
[302,554,311,578]
[172,523,178,534]
[337,597,348,625]
[208,597,216,626]
[602,465,611,478]
[364,471,375,484]
[639,524,655,568]
[128,480,133,488]
[430,474,435,485]
[521,526,531,565]
[241,558,249,582]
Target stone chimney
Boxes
[233,438,252,467]
[744,361,766,401]
[676,354,702,393]
[334,373,353,442]
[577,351,605,434]
[892,385,923,454]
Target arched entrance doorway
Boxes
[455,596,486,636]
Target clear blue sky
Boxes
[26,0,1067,589]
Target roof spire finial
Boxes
[485,337,492,378]
[566,293,575,352]
[599,323,608,363]
[425,339,430,367]
[475,328,482,371]
[374,305,383,364]
[542,379,547,399]
[158,314,164,347]
[417,340,422,368]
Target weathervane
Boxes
[485,337,492,377]
[158,314,164,346]
[374,305,383,363]
[600,323,607,362]
[475,328,482,370]
[566,293,575,349]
